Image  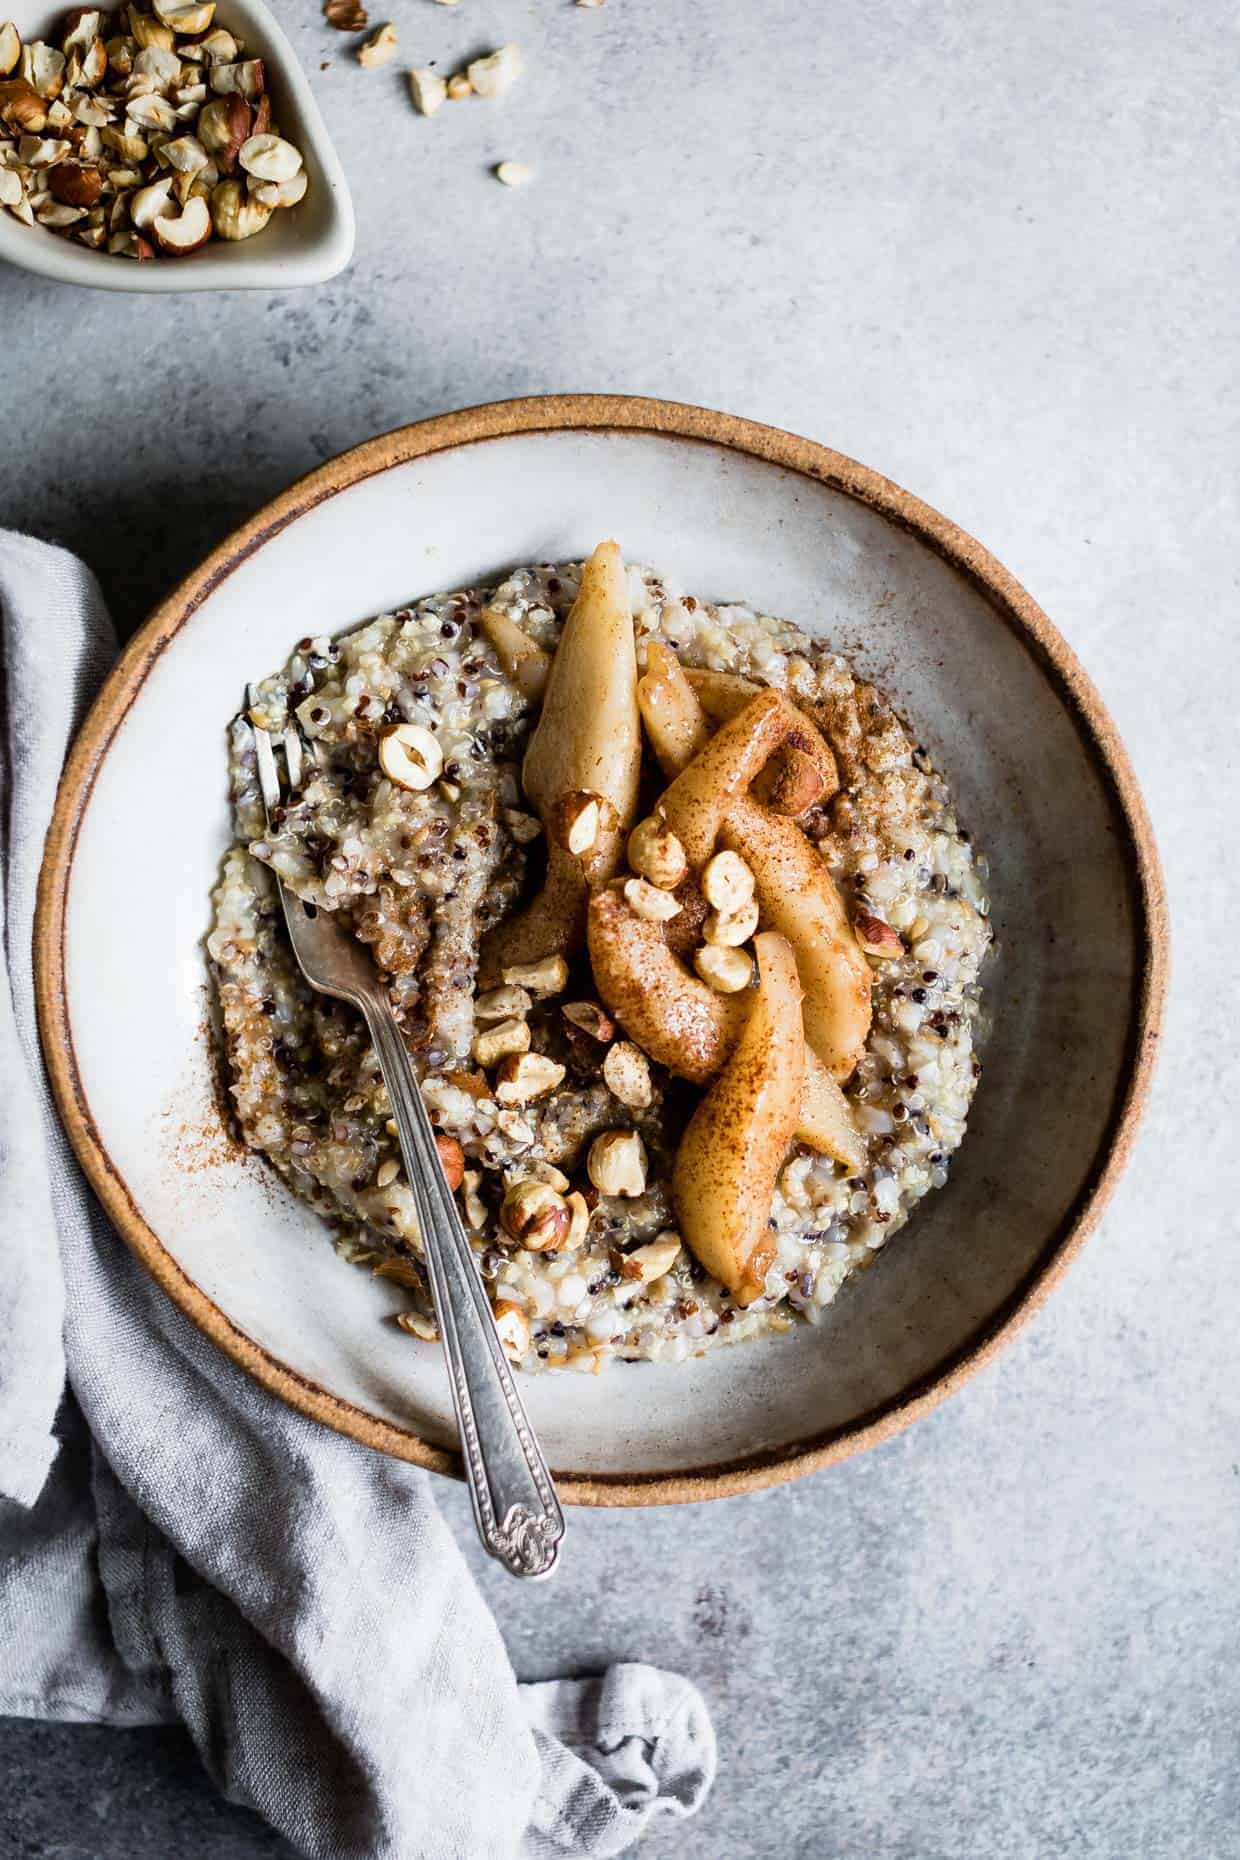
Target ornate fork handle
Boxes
[364,1006,565,1579]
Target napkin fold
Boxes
[0,531,715,1859]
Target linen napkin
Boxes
[0,530,716,1859]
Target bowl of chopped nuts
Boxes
[0,0,353,288]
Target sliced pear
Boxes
[683,667,762,720]
[586,883,863,1165]
[721,795,871,1080]
[672,932,805,1305]
[482,540,641,981]
[637,639,711,777]
[658,689,803,870]
[520,539,641,879]
[797,1062,866,1171]
[644,658,835,817]
[478,604,551,702]
[483,842,590,979]
[587,881,743,1085]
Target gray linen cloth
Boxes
[0,531,716,1857]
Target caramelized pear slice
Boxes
[683,667,762,720]
[521,538,641,881]
[657,689,793,869]
[482,540,641,981]
[796,1065,865,1172]
[637,639,711,777]
[587,884,863,1166]
[588,881,740,1085]
[658,689,838,869]
[720,796,871,1080]
[684,670,838,814]
[641,658,835,817]
[478,604,551,701]
[672,932,805,1305]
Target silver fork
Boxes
[249,706,564,1579]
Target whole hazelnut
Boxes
[500,1178,571,1251]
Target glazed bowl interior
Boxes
[43,404,1159,1500]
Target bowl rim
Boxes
[34,394,1170,1505]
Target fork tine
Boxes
[290,711,323,775]
[283,725,303,792]
[247,689,282,821]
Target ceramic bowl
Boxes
[0,0,353,291]
[35,397,1167,1503]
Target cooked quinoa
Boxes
[208,560,992,1371]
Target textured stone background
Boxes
[2,0,1236,1854]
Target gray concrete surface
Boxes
[2,0,1237,1854]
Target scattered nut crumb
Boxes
[357,20,396,67]
[466,41,521,98]
[409,64,445,115]
[324,0,368,27]
[494,159,531,188]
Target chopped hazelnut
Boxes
[396,1309,438,1341]
[701,849,755,915]
[501,954,569,996]
[378,722,444,791]
[472,1016,530,1067]
[474,984,532,1023]
[500,1178,570,1250]
[494,1052,566,1105]
[623,876,681,923]
[561,1000,615,1042]
[493,1300,530,1358]
[622,1233,681,1284]
[704,896,760,947]
[587,1128,647,1197]
[627,814,687,890]
[602,1040,653,1109]
[853,911,904,958]
[694,943,753,993]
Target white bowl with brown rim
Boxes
[0,0,353,290]
[35,396,1168,1504]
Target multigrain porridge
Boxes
[208,542,992,1371]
